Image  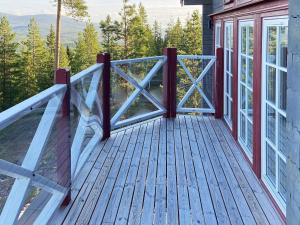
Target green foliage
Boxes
[19,18,49,97]
[62,0,88,19]
[165,18,184,54]
[183,10,202,55]
[100,15,121,58]
[71,22,100,73]
[0,17,20,110]
[46,25,70,73]
[149,21,165,56]
[0,7,204,111]
[129,4,154,58]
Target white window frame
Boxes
[261,16,288,214]
[224,21,234,129]
[215,21,221,50]
[238,20,254,162]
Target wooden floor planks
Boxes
[50,115,285,225]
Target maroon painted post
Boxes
[163,48,177,118]
[214,48,224,119]
[55,68,71,206]
[97,53,111,140]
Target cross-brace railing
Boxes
[110,56,167,129]
[0,48,220,224]
[177,55,216,114]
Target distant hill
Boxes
[0,12,88,46]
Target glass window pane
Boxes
[267,26,277,65]
[266,143,276,186]
[248,58,253,88]
[278,157,287,201]
[247,120,253,153]
[226,50,230,72]
[240,85,246,112]
[226,73,230,94]
[266,66,276,104]
[249,26,254,56]
[241,26,247,54]
[266,104,276,144]
[279,71,287,111]
[279,26,288,68]
[240,113,246,141]
[241,56,246,83]
[247,90,253,121]
[279,114,287,157]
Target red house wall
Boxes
[211,0,288,218]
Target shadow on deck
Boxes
[50,115,284,225]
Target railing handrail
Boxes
[177,55,216,60]
[0,84,67,130]
[111,55,165,65]
[71,63,103,85]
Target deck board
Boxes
[49,115,285,225]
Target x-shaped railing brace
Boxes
[110,57,167,128]
[70,66,104,179]
[177,57,216,113]
[0,92,66,225]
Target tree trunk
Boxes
[54,0,62,81]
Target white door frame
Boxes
[224,21,234,129]
[238,20,254,162]
[261,16,288,214]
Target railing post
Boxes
[214,48,224,119]
[163,48,177,118]
[55,68,71,206]
[97,53,111,140]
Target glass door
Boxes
[262,17,288,213]
[224,22,233,128]
[238,20,254,160]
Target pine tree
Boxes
[100,15,121,59]
[0,17,20,111]
[71,22,100,73]
[150,21,165,56]
[53,0,88,72]
[46,25,69,72]
[118,0,136,58]
[129,3,153,58]
[165,18,184,54]
[19,18,48,98]
[183,10,202,55]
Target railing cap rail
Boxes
[0,84,66,130]
[111,56,165,65]
[177,55,216,60]
[71,63,103,85]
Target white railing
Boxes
[177,55,216,114]
[70,63,104,179]
[0,51,217,224]
[0,63,104,225]
[0,85,68,225]
[110,56,167,129]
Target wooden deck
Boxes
[50,115,284,225]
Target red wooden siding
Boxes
[211,0,288,216]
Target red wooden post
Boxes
[97,53,111,140]
[55,68,71,206]
[163,48,177,118]
[252,15,263,178]
[214,48,224,119]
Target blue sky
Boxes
[0,0,200,24]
